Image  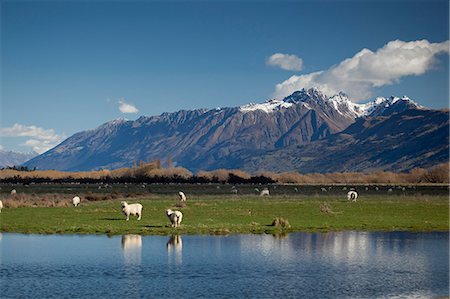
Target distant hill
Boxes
[24,88,448,173]
[0,150,37,168]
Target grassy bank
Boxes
[1,195,448,235]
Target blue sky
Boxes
[1,0,449,153]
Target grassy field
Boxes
[0,195,448,235]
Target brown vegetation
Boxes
[271,217,291,229]
[1,161,448,184]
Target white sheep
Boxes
[121,201,143,221]
[72,196,80,207]
[347,191,358,202]
[178,191,186,202]
[0,200,3,213]
[11,189,16,196]
[260,188,270,196]
[166,209,183,227]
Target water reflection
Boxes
[121,234,142,265]
[167,235,182,265]
[1,232,447,299]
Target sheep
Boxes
[72,196,80,207]
[347,191,358,202]
[0,200,3,213]
[166,209,183,227]
[10,189,16,196]
[121,201,143,221]
[321,187,327,192]
[260,188,270,196]
[178,191,186,202]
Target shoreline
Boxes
[1,229,449,237]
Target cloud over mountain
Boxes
[274,39,450,101]
[118,99,139,114]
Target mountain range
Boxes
[0,150,37,168]
[23,88,449,173]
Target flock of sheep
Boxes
[113,191,187,226]
[0,189,361,222]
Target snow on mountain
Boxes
[239,99,293,113]
[0,150,38,168]
[240,88,426,119]
[23,87,433,172]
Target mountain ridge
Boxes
[0,150,38,168]
[23,88,447,173]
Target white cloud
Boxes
[274,39,450,101]
[118,99,139,114]
[266,53,303,71]
[0,124,66,154]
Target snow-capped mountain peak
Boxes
[239,88,425,117]
[239,99,293,113]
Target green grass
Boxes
[0,195,448,235]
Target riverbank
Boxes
[1,195,448,235]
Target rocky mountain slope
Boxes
[243,108,449,173]
[23,88,447,173]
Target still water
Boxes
[1,232,448,298]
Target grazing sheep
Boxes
[347,191,358,202]
[10,189,16,196]
[121,201,143,221]
[260,188,270,196]
[72,196,81,207]
[166,209,183,227]
[321,187,327,192]
[0,200,3,213]
[178,191,186,202]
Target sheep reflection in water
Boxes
[167,235,183,265]
[121,234,142,265]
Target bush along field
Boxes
[0,193,448,235]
